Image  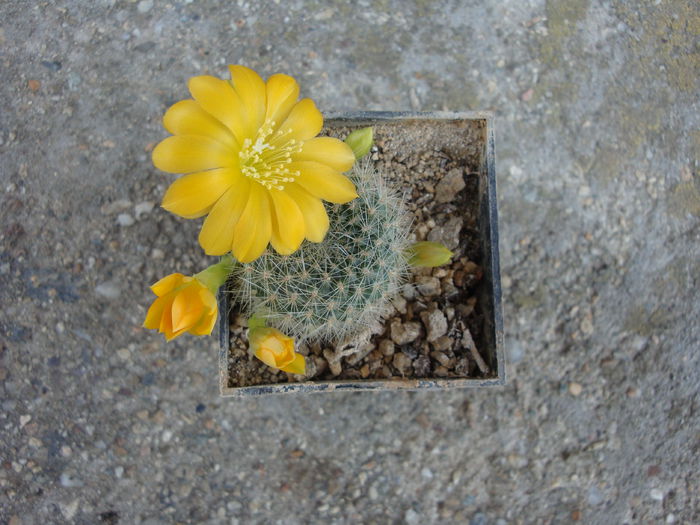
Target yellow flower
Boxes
[143,273,218,341]
[249,326,306,375]
[152,65,358,263]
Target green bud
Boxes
[345,127,374,159]
[406,241,453,268]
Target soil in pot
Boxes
[225,119,492,388]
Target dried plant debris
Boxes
[227,121,490,387]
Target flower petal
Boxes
[162,168,239,219]
[255,347,277,368]
[171,286,204,333]
[188,75,249,143]
[289,161,358,204]
[150,273,187,297]
[152,135,236,174]
[265,74,300,128]
[293,137,356,172]
[283,184,329,243]
[190,310,217,336]
[269,189,305,255]
[198,177,251,255]
[144,297,167,329]
[163,100,238,148]
[232,183,272,263]
[190,288,218,335]
[279,353,306,375]
[228,65,266,135]
[279,99,323,141]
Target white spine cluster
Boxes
[230,158,412,343]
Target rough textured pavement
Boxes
[1,1,699,523]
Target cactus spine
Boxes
[230,158,411,343]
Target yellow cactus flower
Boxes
[143,273,218,341]
[152,65,358,263]
[249,325,306,375]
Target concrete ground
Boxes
[1,0,698,523]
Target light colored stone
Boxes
[420,309,447,341]
[435,168,466,203]
[390,320,421,345]
[415,276,441,297]
[392,352,412,375]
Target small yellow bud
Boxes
[249,326,306,375]
[406,241,453,267]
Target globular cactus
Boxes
[230,158,411,343]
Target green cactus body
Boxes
[230,158,411,343]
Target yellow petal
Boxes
[255,347,278,368]
[188,75,249,143]
[265,74,300,128]
[190,289,218,336]
[163,100,238,148]
[293,137,355,172]
[190,310,217,336]
[162,168,238,219]
[269,189,305,255]
[279,353,306,375]
[171,286,204,332]
[152,135,236,174]
[150,273,187,296]
[228,65,266,135]
[232,183,272,263]
[144,296,167,329]
[290,161,358,204]
[282,184,329,243]
[279,98,323,141]
[198,177,251,255]
[158,293,177,335]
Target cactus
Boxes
[230,158,411,343]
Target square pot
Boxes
[218,111,504,395]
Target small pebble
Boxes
[415,276,441,297]
[435,168,466,203]
[650,488,664,501]
[390,320,421,345]
[569,382,583,396]
[137,0,153,13]
[587,486,604,506]
[378,339,395,357]
[117,213,135,227]
[96,281,121,299]
[392,352,413,375]
[421,309,447,341]
[134,201,154,219]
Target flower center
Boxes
[239,120,303,190]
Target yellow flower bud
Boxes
[406,241,453,267]
[249,326,306,375]
[143,273,218,341]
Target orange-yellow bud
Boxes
[249,326,306,375]
[143,273,218,341]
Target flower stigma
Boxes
[238,120,303,190]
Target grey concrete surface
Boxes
[1,0,698,523]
